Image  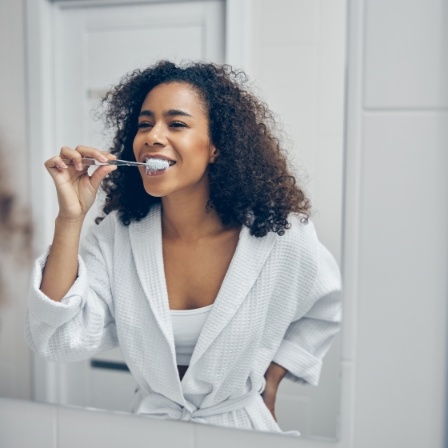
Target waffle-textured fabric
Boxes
[26,205,341,433]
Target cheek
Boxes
[133,136,144,159]
[190,135,213,157]
[132,135,139,153]
[186,147,212,169]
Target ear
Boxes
[209,145,219,163]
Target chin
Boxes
[145,189,165,198]
[141,180,167,198]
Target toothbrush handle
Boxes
[61,158,144,167]
[61,158,101,166]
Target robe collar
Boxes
[128,204,277,378]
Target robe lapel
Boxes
[129,205,173,343]
[189,226,277,367]
[128,205,185,401]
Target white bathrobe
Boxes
[26,205,341,433]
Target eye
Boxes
[170,121,187,128]
[137,121,153,129]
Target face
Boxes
[133,82,217,200]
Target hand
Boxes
[45,146,117,221]
[262,362,287,421]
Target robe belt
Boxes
[136,388,259,423]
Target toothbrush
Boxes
[143,158,171,172]
[61,157,171,172]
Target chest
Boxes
[162,230,240,310]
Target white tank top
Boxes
[170,304,213,366]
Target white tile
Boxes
[0,398,56,448]
[364,0,448,109]
[58,405,195,448]
[353,113,448,448]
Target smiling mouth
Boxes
[143,158,176,173]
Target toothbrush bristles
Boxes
[145,158,170,172]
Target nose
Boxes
[144,123,166,147]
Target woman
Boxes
[26,60,341,433]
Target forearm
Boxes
[262,362,288,420]
[265,361,287,387]
[40,216,84,301]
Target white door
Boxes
[50,0,225,411]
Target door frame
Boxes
[25,0,252,404]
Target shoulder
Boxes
[82,211,134,252]
[272,214,338,276]
[272,214,341,298]
[274,214,319,255]
[90,205,159,235]
[87,210,121,239]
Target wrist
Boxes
[265,362,287,384]
[55,214,85,227]
[54,215,84,239]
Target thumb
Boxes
[90,165,117,191]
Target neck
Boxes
[161,193,224,241]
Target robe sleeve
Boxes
[25,218,118,363]
[272,235,342,386]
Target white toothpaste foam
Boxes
[145,158,170,172]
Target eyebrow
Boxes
[138,109,193,118]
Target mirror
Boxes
[2,0,347,441]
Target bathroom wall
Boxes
[350,0,448,446]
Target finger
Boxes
[45,154,79,176]
[59,146,87,171]
[60,145,108,171]
[100,150,118,160]
[90,165,117,191]
[45,156,68,171]
[74,145,110,164]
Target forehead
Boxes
[141,82,206,113]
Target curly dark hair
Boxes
[98,60,310,237]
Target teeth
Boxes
[144,158,171,172]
